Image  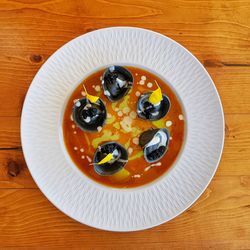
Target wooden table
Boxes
[1,0,250,249]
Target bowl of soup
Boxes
[62,65,185,188]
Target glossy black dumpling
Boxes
[102,65,133,102]
[93,142,128,176]
[72,98,107,132]
[139,128,170,163]
[137,93,170,121]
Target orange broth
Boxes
[63,66,185,188]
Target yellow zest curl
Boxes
[83,85,99,103]
[149,80,163,105]
[97,153,113,165]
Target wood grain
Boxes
[0,0,250,249]
[0,176,249,248]
[0,113,249,190]
[0,117,20,148]
[0,149,36,189]
[1,66,250,117]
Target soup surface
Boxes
[63,66,185,188]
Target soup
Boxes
[63,66,185,188]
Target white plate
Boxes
[21,27,224,231]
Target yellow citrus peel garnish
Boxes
[83,85,99,103]
[148,80,163,105]
[97,153,113,165]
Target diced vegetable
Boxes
[92,130,119,148]
[152,119,165,128]
[129,151,143,161]
[110,168,131,182]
